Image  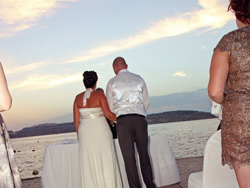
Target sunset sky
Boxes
[0,0,236,131]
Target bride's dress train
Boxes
[78,107,122,188]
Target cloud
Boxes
[201,45,207,50]
[173,71,186,77]
[99,62,108,66]
[0,0,79,37]
[10,73,82,90]
[5,61,49,74]
[61,0,234,64]
[4,0,234,91]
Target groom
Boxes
[106,57,156,188]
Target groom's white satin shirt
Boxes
[106,69,149,117]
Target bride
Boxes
[73,71,122,188]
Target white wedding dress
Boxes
[78,107,122,188]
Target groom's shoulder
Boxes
[108,75,117,82]
[126,71,144,81]
[130,71,141,77]
[107,76,117,87]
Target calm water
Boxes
[10,118,219,179]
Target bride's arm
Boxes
[73,97,80,136]
[100,94,117,122]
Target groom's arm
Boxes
[142,79,149,111]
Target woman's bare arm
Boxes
[73,98,80,135]
[0,63,11,112]
[208,49,230,104]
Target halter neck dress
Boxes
[78,89,122,188]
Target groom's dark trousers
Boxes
[116,114,156,188]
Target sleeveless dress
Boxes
[215,26,250,169]
[0,114,22,188]
[78,107,122,188]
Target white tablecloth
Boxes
[40,135,180,188]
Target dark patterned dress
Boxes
[215,26,250,169]
[0,114,22,188]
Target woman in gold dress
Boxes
[208,0,250,187]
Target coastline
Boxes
[10,110,216,139]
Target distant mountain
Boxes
[9,110,216,138]
[9,122,75,138]
[33,88,211,127]
[146,110,215,124]
[148,88,210,114]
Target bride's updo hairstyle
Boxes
[83,71,98,88]
[228,0,250,24]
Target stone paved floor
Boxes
[22,156,203,188]
[162,156,203,188]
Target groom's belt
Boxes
[117,113,145,120]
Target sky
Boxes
[0,0,236,131]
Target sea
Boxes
[10,118,219,180]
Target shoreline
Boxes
[10,111,216,139]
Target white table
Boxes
[40,135,180,188]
